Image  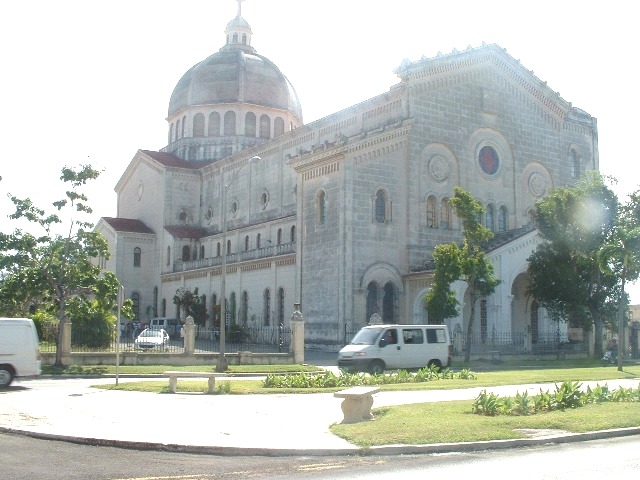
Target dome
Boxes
[168,6,302,121]
[168,49,302,120]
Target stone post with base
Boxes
[184,315,195,355]
[290,303,305,364]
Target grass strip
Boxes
[330,401,640,447]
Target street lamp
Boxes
[217,155,261,372]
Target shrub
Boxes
[263,367,477,389]
[472,382,640,417]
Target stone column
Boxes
[290,303,305,364]
[184,315,195,355]
[453,323,463,356]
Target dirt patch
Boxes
[515,428,570,438]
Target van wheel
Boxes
[0,367,14,388]
[427,360,442,370]
[369,360,385,375]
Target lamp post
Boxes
[217,155,261,372]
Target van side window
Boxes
[427,328,447,344]
[402,328,424,344]
[382,328,398,344]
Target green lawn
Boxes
[91,362,640,446]
[331,401,640,447]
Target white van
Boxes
[0,318,42,388]
[338,324,452,374]
[149,317,181,338]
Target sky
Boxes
[1,0,638,302]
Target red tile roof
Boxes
[141,150,212,169]
[101,217,154,234]
[165,226,207,239]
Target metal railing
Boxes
[173,242,296,273]
[38,322,291,355]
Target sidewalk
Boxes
[1,376,640,456]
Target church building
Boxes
[97,2,599,349]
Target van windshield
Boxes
[350,327,383,345]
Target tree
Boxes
[425,187,500,363]
[598,189,640,370]
[0,165,119,367]
[527,173,619,356]
[173,287,208,326]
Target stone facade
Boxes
[98,7,598,350]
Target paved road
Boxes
[3,427,640,479]
[2,375,640,456]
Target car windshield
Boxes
[350,327,383,345]
[139,330,161,338]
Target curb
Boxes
[3,425,640,457]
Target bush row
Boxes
[262,366,477,389]
[472,381,640,416]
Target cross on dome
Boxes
[237,0,245,17]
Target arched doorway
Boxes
[382,282,396,324]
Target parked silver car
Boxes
[134,328,170,350]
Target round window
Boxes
[478,145,500,175]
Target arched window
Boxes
[245,112,256,137]
[277,287,285,326]
[224,111,236,136]
[232,33,238,44]
[375,190,388,223]
[211,294,218,327]
[167,246,171,266]
[230,292,237,324]
[256,233,261,249]
[277,228,282,245]
[216,242,221,256]
[245,235,250,251]
[290,226,296,243]
[440,198,451,229]
[317,191,326,225]
[161,298,167,317]
[153,286,158,317]
[199,245,205,259]
[182,246,190,262]
[259,114,271,139]
[570,149,580,178]
[226,239,231,255]
[133,247,141,267]
[193,113,205,137]
[426,195,436,228]
[366,282,378,324]
[382,283,395,324]
[181,116,186,138]
[131,292,140,321]
[485,204,495,232]
[242,33,247,45]
[274,117,285,137]
[263,288,271,326]
[498,206,507,232]
[241,291,249,325]
[208,112,220,137]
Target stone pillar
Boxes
[453,323,463,356]
[290,303,305,364]
[184,315,195,355]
